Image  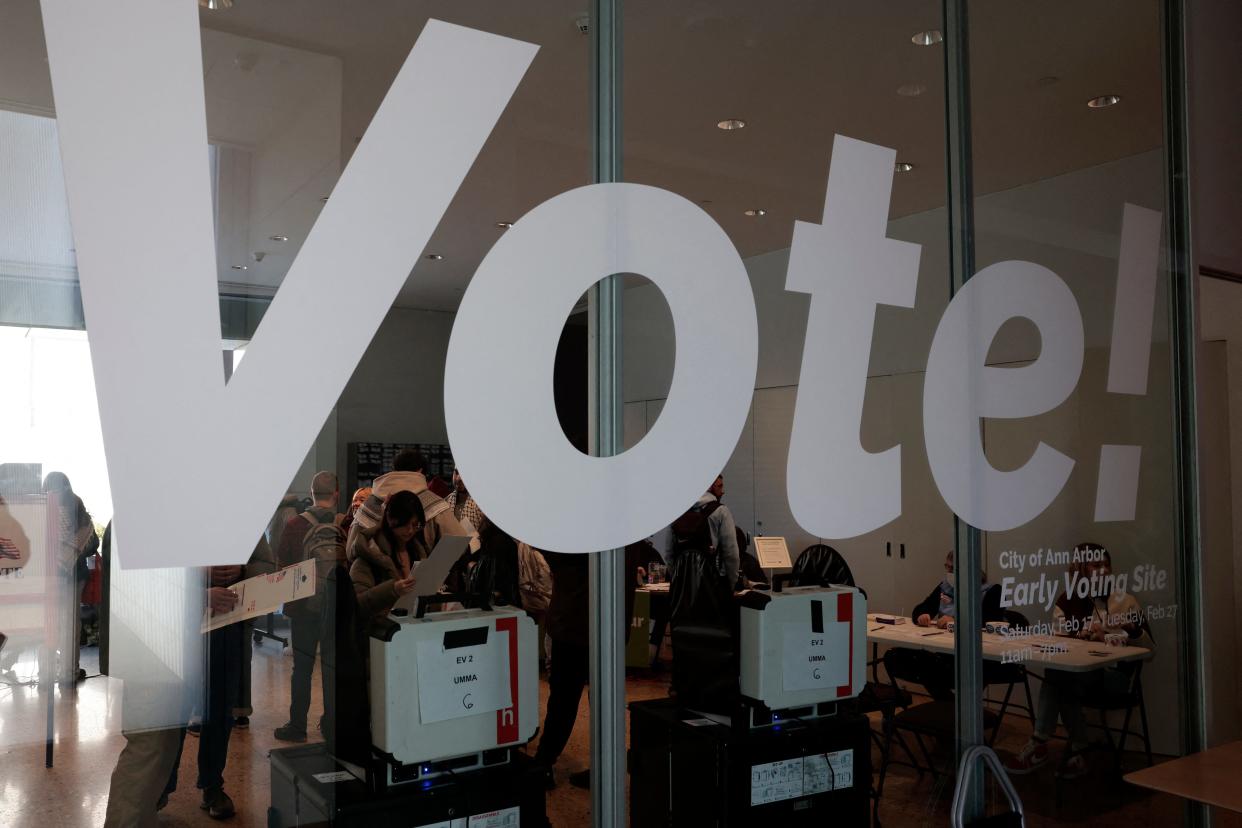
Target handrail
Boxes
[951,745,1025,828]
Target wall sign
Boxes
[415,629,512,725]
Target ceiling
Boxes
[0,0,1163,314]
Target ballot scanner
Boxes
[739,582,867,722]
[631,582,872,826]
[369,601,539,788]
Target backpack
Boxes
[670,500,722,557]
[516,542,553,614]
[290,509,344,616]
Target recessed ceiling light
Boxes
[199,0,233,9]
[716,118,747,131]
[496,221,514,229]
[230,264,248,271]
[319,196,329,203]
[1087,94,1122,109]
[911,29,943,46]
[268,234,288,243]
[426,253,444,261]
[895,162,915,173]
[744,208,767,217]
[896,83,927,98]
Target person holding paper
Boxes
[349,490,425,628]
[104,537,268,825]
[367,449,465,556]
[274,471,341,744]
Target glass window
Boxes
[0,1,1215,826]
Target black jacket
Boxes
[912,582,1005,625]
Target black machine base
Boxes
[629,698,872,827]
[269,742,548,827]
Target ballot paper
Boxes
[392,533,473,614]
[201,558,316,633]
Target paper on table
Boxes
[201,558,315,633]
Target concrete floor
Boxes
[0,631,1237,827]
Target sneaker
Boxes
[1057,752,1089,779]
[1003,739,1049,774]
[200,787,235,819]
[233,716,249,730]
[569,768,591,789]
[274,722,308,743]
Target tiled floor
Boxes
[0,634,1236,827]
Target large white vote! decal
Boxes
[40,3,1162,567]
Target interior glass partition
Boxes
[0,0,1205,825]
[962,0,1195,823]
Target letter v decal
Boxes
[41,0,536,567]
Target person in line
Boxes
[232,533,277,729]
[466,513,522,609]
[339,486,371,535]
[446,468,484,533]
[43,472,97,684]
[1005,546,1154,778]
[354,449,463,560]
[273,471,342,743]
[532,549,589,790]
[349,490,424,629]
[885,550,1004,701]
[103,537,270,825]
[0,493,30,683]
[649,474,740,664]
[667,474,741,586]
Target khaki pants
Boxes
[103,727,183,828]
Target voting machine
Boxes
[738,583,867,719]
[369,604,538,787]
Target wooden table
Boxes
[865,613,1151,672]
[1124,740,1242,812]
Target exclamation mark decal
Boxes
[1094,203,1163,522]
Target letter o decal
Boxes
[445,183,758,552]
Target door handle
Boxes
[900,543,906,560]
[886,541,891,558]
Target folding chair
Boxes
[1076,660,1154,775]
[980,610,1036,740]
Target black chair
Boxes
[877,649,1001,795]
[791,543,857,589]
[979,610,1036,740]
[1074,658,1154,775]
